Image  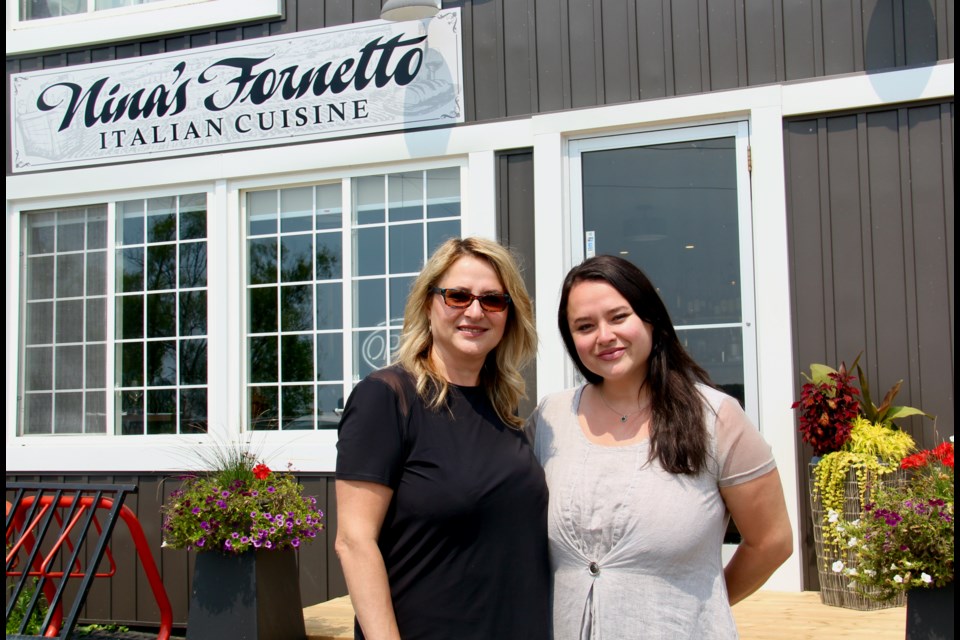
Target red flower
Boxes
[901,451,931,470]
[932,441,954,469]
[252,463,271,480]
[901,442,954,470]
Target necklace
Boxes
[596,384,649,423]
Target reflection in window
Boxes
[21,206,108,435]
[115,193,208,434]
[582,137,748,406]
[20,196,209,436]
[246,168,461,430]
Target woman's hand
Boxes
[334,479,401,640]
[720,468,794,605]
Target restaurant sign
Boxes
[10,10,463,173]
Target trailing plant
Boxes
[811,416,916,560]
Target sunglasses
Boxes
[430,287,512,312]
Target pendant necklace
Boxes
[596,383,649,423]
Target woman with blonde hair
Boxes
[335,237,548,640]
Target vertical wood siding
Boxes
[784,100,955,589]
[4,472,344,628]
[6,0,954,144]
[497,149,537,418]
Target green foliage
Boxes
[75,623,131,635]
[812,417,916,560]
[852,355,933,428]
[6,579,48,636]
[842,441,954,600]
[846,416,916,461]
[161,442,324,554]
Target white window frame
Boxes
[6,0,283,56]
[235,161,468,443]
[5,157,475,474]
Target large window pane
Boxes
[20,205,109,435]
[281,187,313,233]
[281,234,313,282]
[244,168,461,431]
[316,233,342,280]
[582,139,741,326]
[316,283,342,330]
[354,227,385,276]
[389,224,424,273]
[113,193,208,434]
[388,172,423,222]
[354,176,385,225]
[354,279,386,328]
[426,167,461,219]
[579,131,751,409]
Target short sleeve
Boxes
[714,396,777,488]
[335,373,407,488]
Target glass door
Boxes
[570,122,756,416]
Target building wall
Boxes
[784,99,955,589]
[6,0,955,174]
[5,0,955,621]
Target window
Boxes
[19,0,163,21]
[8,0,283,56]
[570,123,757,414]
[15,165,462,440]
[21,206,109,434]
[246,167,461,431]
[18,193,209,436]
[115,194,208,435]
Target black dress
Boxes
[336,365,550,640]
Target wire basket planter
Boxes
[809,462,906,610]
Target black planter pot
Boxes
[905,581,954,640]
[187,549,306,640]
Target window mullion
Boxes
[106,201,117,436]
[341,178,354,388]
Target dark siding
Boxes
[497,149,537,418]
[784,100,955,590]
[5,472,344,628]
[7,0,953,157]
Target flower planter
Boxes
[808,460,905,611]
[906,581,954,640]
[186,549,306,640]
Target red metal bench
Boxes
[5,482,173,640]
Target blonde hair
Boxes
[395,237,537,428]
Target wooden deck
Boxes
[304,591,907,639]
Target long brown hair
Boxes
[558,255,713,474]
[395,237,537,428]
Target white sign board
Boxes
[10,10,463,173]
